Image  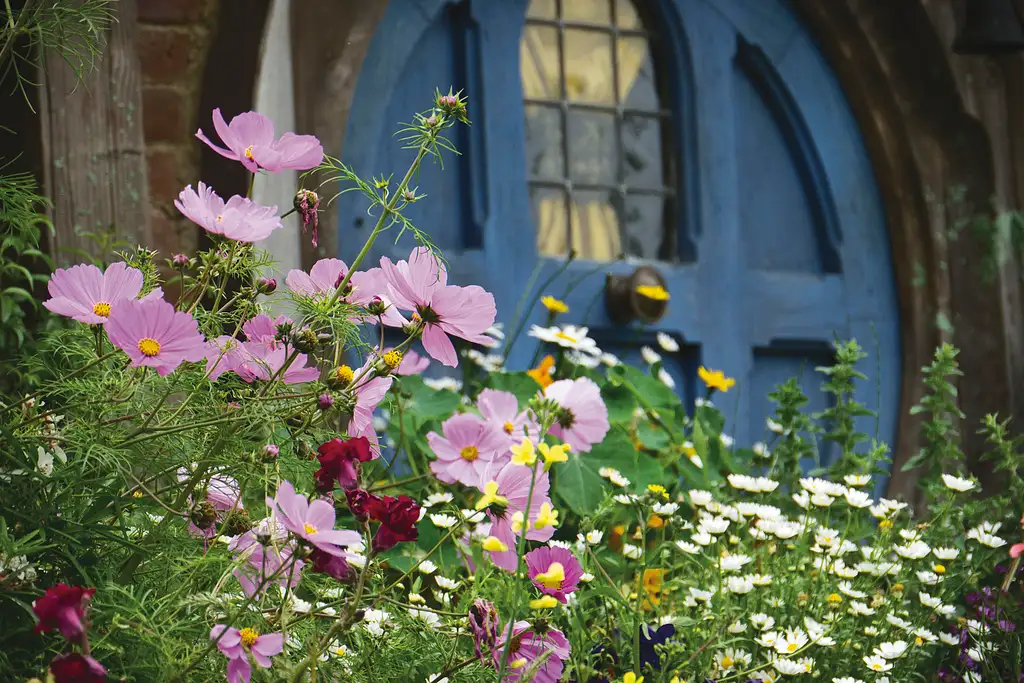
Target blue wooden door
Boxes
[339,0,901,488]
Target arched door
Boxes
[338,0,901,488]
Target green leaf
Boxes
[608,364,679,410]
[555,451,609,516]
[400,376,462,420]
[488,371,542,406]
[636,420,671,450]
[601,382,637,424]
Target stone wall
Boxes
[136,0,219,261]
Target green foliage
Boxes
[901,343,966,491]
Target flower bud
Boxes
[426,115,438,128]
[294,188,321,248]
[262,444,280,462]
[274,322,293,342]
[366,296,390,317]
[256,277,277,294]
[291,327,318,353]
[171,253,189,268]
[317,393,335,411]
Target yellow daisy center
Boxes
[503,421,515,434]
[244,145,254,160]
[335,365,355,384]
[721,656,734,669]
[92,301,111,317]
[786,643,798,653]
[460,445,479,461]
[382,351,403,369]
[303,523,318,535]
[554,331,578,343]
[138,338,161,357]
[239,627,259,648]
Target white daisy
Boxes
[656,332,679,352]
[528,324,601,355]
[863,654,892,673]
[435,575,459,590]
[429,513,458,529]
[640,345,662,365]
[940,473,976,492]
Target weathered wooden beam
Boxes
[39,0,150,265]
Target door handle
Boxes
[604,265,669,325]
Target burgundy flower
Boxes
[33,584,95,642]
[294,189,321,248]
[49,653,107,682]
[310,548,357,583]
[468,598,500,664]
[314,437,372,492]
[367,495,421,552]
[345,488,381,523]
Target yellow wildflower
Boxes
[635,284,669,302]
[647,484,669,499]
[481,536,509,552]
[541,295,569,314]
[697,366,735,392]
[510,438,536,467]
[933,564,946,574]
[533,503,559,530]
[474,481,508,511]
[529,595,558,610]
[538,442,570,470]
[647,514,665,529]
[527,354,556,388]
[535,562,565,589]
[623,673,645,683]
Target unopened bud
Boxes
[426,115,438,128]
[402,190,417,203]
[262,444,280,462]
[292,327,318,353]
[366,296,389,317]
[274,322,293,342]
[317,393,335,411]
[257,277,277,294]
[172,253,189,268]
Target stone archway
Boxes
[793,0,1023,503]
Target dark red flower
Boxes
[367,494,421,552]
[314,437,372,492]
[468,598,500,663]
[50,653,107,682]
[345,488,381,522]
[33,584,95,642]
[310,548,357,583]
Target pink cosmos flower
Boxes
[1011,543,1024,559]
[242,313,291,350]
[105,298,207,376]
[210,624,284,683]
[236,345,320,384]
[479,461,555,571]
[525,545,583,603]
[229,525,304,598]
[395,348,430,375]
[477,389,538,445]
[175,183,281,242]
[197,108,323,173]
[266,480,362,557]
[545,377,610,452]
[285,258,384,311]
[205,335,249,380]
[44,262,154,324]
[428,413,511,487]
[348,358,393,437]
[379,247,497,367]
[493,621,571,683]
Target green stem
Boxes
[495,463,541,681]
[209,242,239,315]
[327,143,432,306]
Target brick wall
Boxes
[136,0,219,261]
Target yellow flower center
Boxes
[303,523,318,535]
[510,658,528,669]
[827,593,842,604]
[239,627,259,648]
[535,562,565,589]
[720,656,734,669]
[335,365,354,384]
[787,643,798,653]
[553,331,578,343]
[244,145,254,160]
[138,337,161,356]
[934,564,946,574]
[382,351,403,369]
[460,445,479,461]
[871,663,883,671]
[879,519,893,530]
[92,301,111,317]
[216,214,224,222]
[503,421,515,434]
[915,636,923,645]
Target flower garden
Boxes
[2,91,1023,683]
